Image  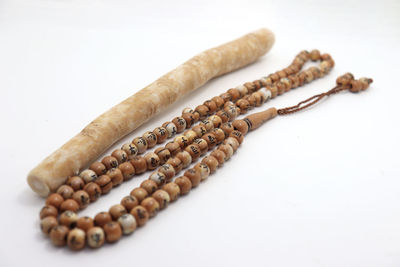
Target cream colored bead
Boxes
[165,122,177,137]
[176,151,192,168]
[182,107,193,114]
[224,137,240,152]
[194,163,210,181]
[67,228,86,250]
[80,169,98,183]
[200,119,214,131]
[236,85,248,96]
[117,213,137,235]
[87,227,105,248]
[152,189,170,209]
[259,87,272,103]
[144,152,160,170]
[158,164,175,182]
[149,171,167,186]
[121,143,138,159]
[132,137,148,154]
[184,130,197,143]
[218,144,233,160]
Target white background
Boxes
[1,0,399,266]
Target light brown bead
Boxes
[66,176,85,191]
[175,176,192,195]
[192,125,207,138]
[141,197,160,217]
[153,127,168,144]
[350,79,364,93]
[79,169,98,184]
[50,225,69,246]
[162,182,181,201]
[163,121,178,138]
[224,137,240,152]
[142,131,158,148]
[87,226,105,248]
[154,147,171,164]
[200,119,214,131]
[40,216,58,235]
[176,151,192,168]
[183,169,201,187]
[184,129,197,143]
[359,77,373,90]
[141,179,158,194]
[60,199,80,212]
[236,99,250,114]
[132,137,148,154]
[185,144,201,161]
[56,185,74,199]
[83,182,101,202]
[40,205,58,219]
[67,228,85,250]
[229,130,244,144]
[220,92,232,102]
[201,156,219,173]
[211,96,225,108]
[227,88,241,101]
[101,156,119,170]
[209,115,222,128]
[158,163,176,182]
[204,100,217,113]
[224,105,238,121]
[76,216,94,232]
[90,161,107,176]
[111,149,128,164]
[216,110,230,123]
[121,195,139,212]
[152,190,170,209]
[182,112,195,128]
[193,138,208,155]
[149,172,167,187]
[46,193,64,209]
[166,157,183,173]
[130,156,147,174]
[194,163,210,180]
[118,161,136,180]
[130,205,149,226]
[218,144,234,160]
[172,117,187,133]
[165,141,181,156]
[109,204,127,220]
[94,212,112,227]
[130,188,148,203]
[195,105,209,119]
[202,133,217,150]
[210,150,226,165]
[121,143,138,159]
[174,135,190,149]
[107,168,124,186]
[211,128,225,143]
[232,120,249,135]
[72,190,90,209]
[59,210,78,228]
[96,175,113,194]
[221,122,234,137]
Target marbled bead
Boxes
[90,161,107,176]
[163,122,178,138]
[194,163,210,180]
[130,188,148,203]
[182,107,193,114]
[183,169,201,187]
[120,195,139,212]
[310,66,321,79]
[221,122,234,137]
[83,182,101,202]
[184,144,201,161]
[200,119,214,131]
[182,112,195,128]
[172,117,187,133]
[350,79,363,93]
[184,129,197,143]
[280,77,292,92]
[59,210,78,228]
[101,156,118,170]
[143,152,160,170]
[107,168,124,186]
[304,70,314,83]
[192,125,207,138]
[224,137,240,152]
[166,157,183,173]
[236,85,248,96]
[46,193,64,209]
[40,216,58,235]
[79,169,98,184]
[130,156,147,174]
[76,216,94,232]
[203,100,217,113]
[152,189,170,209]
[60,199,80,212]
[227,88,241,101]
[209,115,222,128]
[268,85,278,98]
[259,88,272,102]
[202,133,217,150]
[210,150,226,165]
[118,214,137,235]
[236,99,250,114]
[103,221,122,243]
[121,143,138,159]
[153,127,168,144]
[244,81,257,92]
[176,151,192,168]
[359,77,372,90]
[141,179,158,194]
[95,175,113,194]
[149,171,167,187]
[141,197,160,217]
[193,138,208,155]
[320,61,331,73]
[50,225,69,246]
[66,176,85,191]
[195,105,209,119]
[289,75,300,88]
[224,101,235,108]
[142,131,158,148]
[224,105,238,121]
[130,206,149,226]
[109,204,127,220]
[162,182,181,201]
[201,156,219,173]
[229,130,244,144]
[216,110,230,123]
[111,149,128,164]
[132,137,148,154]
[165,141,181,156]
[87,227,105,248]
[94,212,112,227]
[158,163,176,182]
[211,128,225,143]
[155,147,171,164]
[277,70,287,79]
[218,144,234,160]
[40,205,58,219]
[56,185,74,199]
[175,176,192,195]
[220,92,232,102]
[232,120,249,135]
[174,135,190,149]
[67,228,86,250]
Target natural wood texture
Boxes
[243,107,278,131]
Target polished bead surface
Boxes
[60,199,80,212]
[96,175,113,194]
[183,169,201,187]
[83,182,101,202]
[111,149,128,164]
[130,187,148,203]
[121,143,139,159]
[166,157,183,173]
[40,216,58,235]
[149,171,167,187]
[46,193,64,209]
[201,156,219,173]
[144,152,160,170]
[140,179,158,194]
[101,156,119,169]
[40,205,58,219]
[50,225,69,246]
[59,210,78,228]
[130,156,147,174]
[172,117,187,133]
[164,122,178,138]
[109,204,127,220]
[153,127,168,144]
[193,138,208,155]
[120,195,139,212]
[80,169,98,184]
[141,197,160,217]
[118,213,137,235]
[218,144,233,160]
[56,185,74,199]
[94,212,112,227]
[194,163,210,180]
[118,162,136,180]
[107,168,124,186]
[162,182,180,201]
[87,227,105,248]
[176,151,192,168]
[132,137,148,154]
[142,131,158,148]
[157,164,176,182]
[67,228,86,250]
[175,176,192,195]
[76,216,94,232]
[152,189,170,209]
[185,144,201,161]
[155,147,171,164]
[66,176,85,191]
[130,205,149,226]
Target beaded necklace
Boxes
[38,50,372,250]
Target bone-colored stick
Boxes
[27,28,275,196]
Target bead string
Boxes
[39,50,337,250]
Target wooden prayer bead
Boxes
[224,100,235,108]
[50,225,69,246]
[155,147,171,164]
[204,100,217,113]
[132,137,148,154]
[40,216,58,235]
[66,176,85,191]
[202,133,217,150]
[236,85,249,96]
[211,128,225,143]
[253,80,262,90]
[350,79,363,93]
[103,221,122,243]
[87,227,105,248]
[310,66,321,79]
[244,81,257,92]
[224,137,240,152]
[209,115,222,128]
[152,190,170,209]
[304,70,314,83]
[109,204,127,220]
[67,228,86,250]
[120,195,139,212]
[195,105,209,119]
[276,82,286,95]
[183,169,201,187]
[162,182,181,201]
[149,172,167,187]
[40,205,58,219]
[320,61,331,74]
[165,141,181,156]
[182,112,195,128]
[83,182,101,202]
[166,157,183,173]
[118,214,137,235]
[94,212,112,227]
[96,175,113,194]
[220,92,232,102]
[210,150,226,165]
[184,129,197,143]
[182,107,193,114]
[118,161,136,180]
[76,216,94,232]
[60,199,80,212]
[224,105,238,120]
[141,197,160,217]
[143,152,160,170]
[192,125,207,138]
[46,193,64,209]
[227,88,241,101]
[71,190,90,210]
[216,110,230,123]
[229,130,244,144]
[290,75,300,88]
[153,127,168,144]
[236,99,250,114]
[141,179,158,194]
[163,122,178,138]
[221,122,234,137]
[158,163,176,182]
[193,138,208,155]
[185,144,201,161]
[59,210,78,228]
[90,161,107,176]
[102,156,119,170]
[130,156,147,174]
[194,163,210,181]
[175,176,192,195]
[200,119,214,131]
[142,131,158,148]
[232,120,249,135]
[218,144,233,160]
[107,168,124,186]
[268,85,278,98]
[121,143,138,159]
[111,149,128,164]
[79,169,98,184]
[130,188,148,203]
[130,206,149,226]
[174,135,189,149]
[201,156,219,173]
[211,96,225,108]
[172,117,187,133]
[176,151,192,168]
[359,77,373,90]
[56,185,74,199]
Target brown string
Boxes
[277,84,350,115]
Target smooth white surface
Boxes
[1,0,399,266]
